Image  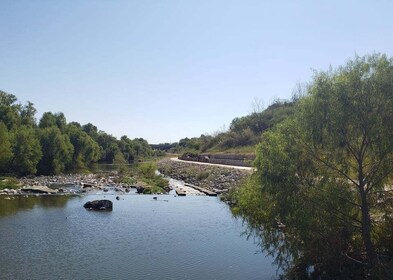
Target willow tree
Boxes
[234,54,393,278]
[298,54,393,266]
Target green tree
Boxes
[82,123,98,139]
[37,127,74,175]
[232,54,393,277]
[0,122,13,173]
[298,54,393,266]
[119,135,136,163]
[96,132,119,163]
[66,124,100,169]
[39,112,67,131]
[11,126,42,175]
[0,90,21,130]
[20,101,37,127]
[39,112,57,128]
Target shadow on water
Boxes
[0,195,80,218]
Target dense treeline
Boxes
[0,91,154,176]
[152,100,295,153]
[230,54,393,278]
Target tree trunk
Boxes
[359,186,379,266]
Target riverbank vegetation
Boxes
[0,177,19,190]
[152,99,295,155]
[0,91,156,176]
[108,162,169,194]
[230,54,393,278]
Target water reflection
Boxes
[0,195,80,218]
[0,194,279,280]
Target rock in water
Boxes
[83,200,113,211]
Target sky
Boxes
[1,0,393,144]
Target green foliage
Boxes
[0,177,19,190]
[231,54,393,278]
[39,112,67,132]
[0,122,13,173]
[140,185,165,194]
[0,90,155,176]
[154,100,295,154]
[66,124,100,169]
[136,162,169,192]
[137,162,157,179]
[0,90,21,130]
[121,176,137,185]
[11,126,42,175]
[37,127,74,175]
[20,101,37,127]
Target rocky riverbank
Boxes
[157,159,251,194]
[0,173,133,196]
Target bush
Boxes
[0,177,19,190]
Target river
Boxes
[0,188,279,279]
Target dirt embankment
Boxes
[157,159,251,193]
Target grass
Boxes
[0,177,20,190]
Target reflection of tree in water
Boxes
[232,207,369,280]
[0,195,80,217]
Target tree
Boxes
[0,122,13,173]
[298,54,393,266]
[11,126,42,175]
[96,132,119,162]
[232,54,393,277]
[37,127,74,175]
[82,123,98,139]
[20,101,37,127]
[66,124,100,169]
[39,112,57,128]
[0,90,21,130]
[39,112,67,131]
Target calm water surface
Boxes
[0,192,278,280]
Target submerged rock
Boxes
[83,200,113,211]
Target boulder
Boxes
[83,200,113,211]
[21,186,58,194]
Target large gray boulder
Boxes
[21,186,58,194]
[83,200,113,211]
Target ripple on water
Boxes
[0,194,278,280]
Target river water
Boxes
[0,191,278,280]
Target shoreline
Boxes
[0,173,133,196]
[158,158,250,194]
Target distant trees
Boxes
[66,124,100,169]
[0,90,155,176]
[231,54,393,278]
[153,100,295,154]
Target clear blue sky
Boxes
[1,1,392,144]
